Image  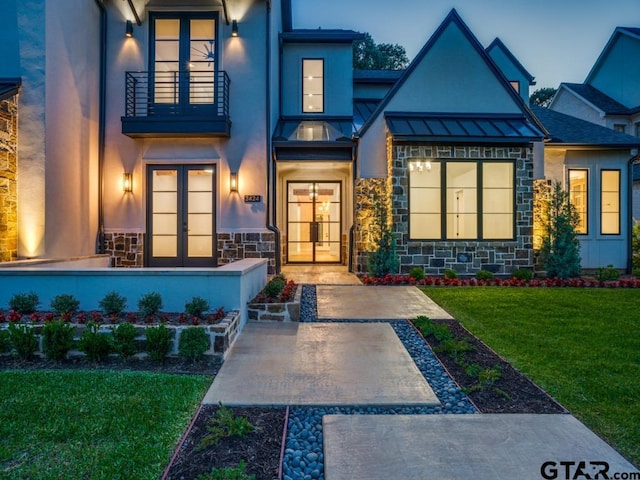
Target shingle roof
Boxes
[561,83,631,114]
[532,105,640,147]
[353,70,404,84]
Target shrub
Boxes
[408,267,425,281]
[8,292,39,314]
[511,269,533,281]
[99,291,127,316]
[179,327,209,362]
[8,323,38,359]
[197,404,254,451]
[536,181,581,278]
[476,270,494,281]
[0,329,10,353]
[185,296,211,318]
[138,292,163,318]
[596,265,620,282]
[263,277,285,299]
[632,220,640,276]
[435,338,474,362]
[113,322,138,360]
[443,269,458,279]
[78,322,113,362]
[413,316,453,342]
[50,294,80,316]
[146,323,172,362]
[196,461,254,480]
[42,320,75,361]
[478,366,502,388]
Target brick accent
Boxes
[217,231,276,274]
[104,232,144,267]
[0,97,18,262]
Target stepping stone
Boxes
[323,414,638,480]
[203,322,439,406]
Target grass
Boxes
[0,370,212,479]
[420,287,640,467]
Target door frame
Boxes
[145,164,217,267]
[286,180,342,264]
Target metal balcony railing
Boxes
[124,70,230,118]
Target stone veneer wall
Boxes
[356,143,535,275]
[104,232,144,267]
[0,97,18,262]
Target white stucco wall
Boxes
[487,43,531,103]
[549,88,605,127]
[281,43,353,117]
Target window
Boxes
[601,170,620,235]
[568,169,588,234]
[302,59,324,113]
[151,13,217,106]
[509,81,520,94]
[613,124,626,133]
[409,160,514,240]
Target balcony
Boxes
[121,70,231,138]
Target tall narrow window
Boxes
[569,169,588,234]
[601,170,620,235]
[302,59,324,113]
[483,162,514,239]
[409,161,442,239]
[446,163,478,239]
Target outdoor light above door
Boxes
[123,172,133,193]
[230,171,238,192]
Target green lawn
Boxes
[420,287,640,467]
[0,370,212,479]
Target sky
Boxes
[293,0,640,91]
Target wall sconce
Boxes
[231,20,239,37]
[123,172,133,193]
[125,20,133,38]
[409,159,432,173]
[230,171,238,192]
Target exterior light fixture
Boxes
[123,172,133,193]
[308,183,317,200]
[231,20,239,37]
[125,20,133,38]
[230,171,238,192]
[409,159,432,173]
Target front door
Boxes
[287,181,341,263]
[147,165,216,267]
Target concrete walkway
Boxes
[203,321,438,406]
[317,285,453,320]
[281,265,361,285]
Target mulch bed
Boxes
[165,405,286,480]
[420,319,567,414]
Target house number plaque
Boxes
[244,195,262,203]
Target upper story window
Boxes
[613,124,626,133]
[151,12,217,106]
[302,59,324,113]
[568,169,588,234]
[509,81,520,94]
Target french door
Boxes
[147,165,216,267]
[287,181,341,263]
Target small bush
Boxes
[0,329,10,353]
[138,292,163,318]
[511,269,533,281]
[78,322,113,362]
[8,292,39,314]
[413,316,453,342]
[435,338,474,362]
[179,327,209,362]
[50,294,80,316]
[196,461,254,480]
[596,265,620,282]
[443,269,458,279]
[478,366,502,388]
[197,404,254,451]
[42,320,75,361]
[185,296,211,319]
[8,323,38,359]
[476,270,494,281]
[465,363,482,378]
[408,267,425,281]
[146,323,172,362]
[263,277,285,299]
[99,291,127,316]
[113,322,138,360]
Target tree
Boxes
[354,33,409,70]
[530,87,557,107]
[366,187,399,277]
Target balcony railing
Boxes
[122,70,231,137]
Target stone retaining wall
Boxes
[247,285,301,322]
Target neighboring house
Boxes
[0,1,636,274]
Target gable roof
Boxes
[486,37,535,83]
[357,9,546,138]
[531,105,640,147]
[585,26,640,84]
[559,83,632,115]
[280,29,364,43]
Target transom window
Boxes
[601,170,620,235]
[302,59,324,113]
[409,160,514,240]
[568,169,588,234]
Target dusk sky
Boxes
[293,0,640,92]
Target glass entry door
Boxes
[287,181,341,263]
[147,165,215,267]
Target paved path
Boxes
[203,321,438,406]
[281,265,361,285]
[317,285,453,320]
